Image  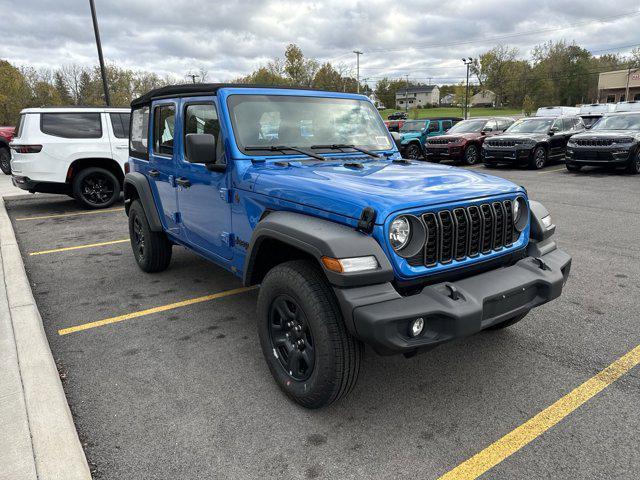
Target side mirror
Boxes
[390,131,402,150]
[548,128,557,136]
[185,133,224,172]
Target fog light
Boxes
[410,317,424,337]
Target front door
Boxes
[176,100,232,260]
[149,102,179,233]
[548,118,566,158]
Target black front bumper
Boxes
[483,148,532,164]
[566,148,631,166]
[334,248,571,355]
[12,175,70,194]
[425,146,464,160]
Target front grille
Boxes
[428,138,449,145]
[486,139,516,147]
[573,150,614,160]
[575,138,614,147]
[406,200,518,268]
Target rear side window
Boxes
[153,104,176,156]
[110,113,130,139]
[442,120,453,131]
[40,113,102,138]
[130,106,149,158]
[14,114,26,138]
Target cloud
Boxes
[0,0,638,84]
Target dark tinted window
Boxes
[441,120,453,131]
[40,113,102,138]
[428,121,438,132]
[153,105,175,156]
[130,106,149,156]
[110,113,130,139]
[497,119,513,130]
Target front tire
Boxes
[404,143,423,160]
[463,144,479,165]
[626,153,640,175]
[72,167,120,209]
[529,146,547,170]
[0,147,11,175]
[128,200,172,273]
[257,260,362,409]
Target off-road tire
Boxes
[128,200,172,273]
[529,146,547,170]
[487,311,529,330]
[463,144,479,165]
[0,146,11,175]
[405,143,423,160]
[626,153,640,174]
[72,167,120,209]
[257,260,362,409]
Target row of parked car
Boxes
[389,102,640,174]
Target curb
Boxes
[0,197,91,480]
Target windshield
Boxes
[591,113,640,131]
[227,95,392,154]
[447,119,486,133]
[506,118,553,133]
[400,121,427,132]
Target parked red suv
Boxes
[424,117,514,165]
[0,126,16,174]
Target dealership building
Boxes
[598,69,640,103]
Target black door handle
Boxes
[176,177,191,188]
[148,169,160,178]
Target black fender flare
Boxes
[123,172,163,232]
[243,211,394,288]
[0,137,9,150]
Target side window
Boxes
[153,105,175,156]
[110,113,130,139]
[427,121,438,132]
[499,119,513,131]
[130,106,149,158]
[573,117,584,130]
[184,103,223,162]
[552,118,563,131]
[484,120,498,131]
[442,120,453,131]
[40,113,102,138]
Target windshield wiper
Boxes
[244,145,326,161]
[310,144,382,158]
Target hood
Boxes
[251,158,521,222]
[428,132,481,142]
[400,131,423,142]
[570,130,640,140]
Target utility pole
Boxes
[462,58,473,119]
[89,0,110,106]
[353,50,363,93]
[404,74,409,113]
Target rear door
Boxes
[149,102,180,233]
[175,99,232,260]
[549,118,566,157]
[106,112,130,171]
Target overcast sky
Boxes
[1,0,639,87]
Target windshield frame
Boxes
[225,92,394,157]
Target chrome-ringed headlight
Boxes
[513,196,529,232]
[389,215,426,258]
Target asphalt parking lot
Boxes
[5,163,640,480]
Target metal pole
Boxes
[353,51,363,93]
[89,0,110,106]
[405,74,409,113]
[465,63,470,120]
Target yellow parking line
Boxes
[29,239,129,256]
[438,344,640,480]
[15,207,124,221]
[538,167,566,174]
[58,286,258,336]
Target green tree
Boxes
[283,44,318,87]
[0,60,30,125]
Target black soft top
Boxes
[130,83,332,108]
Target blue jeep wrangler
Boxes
[124,84,571,409]
[399,117,462,159]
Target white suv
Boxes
[10,107,130,208]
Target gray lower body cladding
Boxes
[333,248,571,355]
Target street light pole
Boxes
[404,74,409,113]
[89,0,110,106]
[462,58,473,119]
[353,50,363,93]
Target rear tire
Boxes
[463,144,479,165]
[529,146,547,170]
[257,260,362,409]
[487,311,529,330]
[128,200,172,273]
[404,143,423,160]
[0,147,11,175]
[73,167,120,209]
[626,153,640,175]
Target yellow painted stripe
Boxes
[439,344,640,480]
[58,286,258,336]
[15,207,124,221]
[29,238,129,256]
[538,167,566,174]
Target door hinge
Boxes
[221,232,234,247]
[219,188,232,203]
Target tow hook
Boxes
[445,284,461,301]
[533,257,550,271]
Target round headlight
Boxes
[390,216,411,250]
[513,197,529,232]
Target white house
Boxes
[396,85,440,108]
[470,90,496,107]
[440,93,455,106]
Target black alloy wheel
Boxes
[627,153,640,174]
[405,143,423,160]
[0,147,11,175]
[132,215,146,262]
[81,172,115,205]
[531,146,547,169]
[268,294,315,381]
[463,144,479,165]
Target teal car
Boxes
[399,117,462,159]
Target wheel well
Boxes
[66,158,124,187]
[123,182,140,215]
[246,238,317,286]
